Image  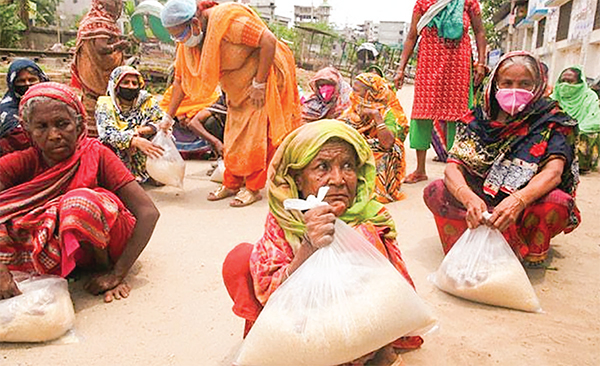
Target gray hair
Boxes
[20,96,81,128]
[497,55,540,83]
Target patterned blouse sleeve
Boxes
[413,0,426,16]
[95,99,135,150]
[223,15,266,47]
[141,96,164,131]
[249,213,295,305]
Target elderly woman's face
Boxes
[26,100,81,166]
[295,141,358,217]
[560,69,580,84]
[496,64,535,91]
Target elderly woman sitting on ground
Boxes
[423,52,581,268]
[551,65,600,173]
[0,59,49,156]
[222,120,423,365]
[96,66,165,184]
[340,73,410,203]
[0,82,160,302]
[301,66,351,123]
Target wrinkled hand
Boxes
[132,137,164,159]
[0,270,21,300]
[304,205,337,249]
[159,114,174,132]
[361,107,381,121]
[212,140,224,156]
[463,193,488,229]
[248,86,266,108]
[488,195,525,232]
[474,65,486,87]
[394,69,405,89]
[84,272,122,295]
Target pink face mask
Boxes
[318,85,336,102]
[495,88,535,116]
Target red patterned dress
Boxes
[412,0,480,121]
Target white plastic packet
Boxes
[209,158,225,183]
[0,272,75,342]
[430,212,542,313]
[235,187,437,366]
[146,130,185,188]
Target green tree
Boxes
[481,0,503,48]
[0,3,26,47]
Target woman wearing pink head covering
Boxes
[0,82,159,303]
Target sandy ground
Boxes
[1,86,600,366]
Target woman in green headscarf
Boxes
[552,66,600,172]
[222,120,423,364]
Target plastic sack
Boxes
[235,187,437,366]
[0,273,75,342]
[146,130,185,188]
[430,213,541,313]
[209,158,225,183]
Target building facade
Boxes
[498,0,600,82]
[293,1,331,24]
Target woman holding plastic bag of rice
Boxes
[223,120,435,366]
[424,51,581,269]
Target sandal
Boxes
[230,188,262,207]
[207,185,238,201]
[402,172,428,184]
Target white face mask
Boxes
[184,27,204,47]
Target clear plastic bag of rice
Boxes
[0,272,75,342]
[235,189,437,366]
[430,214,542,313]
[146,130,185,188]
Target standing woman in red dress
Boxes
[395,0,487,183]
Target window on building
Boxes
[556,0,572,42]
[537,18,546,48]
[594,0,600,30]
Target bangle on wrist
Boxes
[376,123,387,130]
[252,78,267,89]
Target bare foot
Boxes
[370,345,404,366]
[103,281,131,303]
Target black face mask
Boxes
[14,84,30,97]
[117,86,140,101]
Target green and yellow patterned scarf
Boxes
[267,119,396,253]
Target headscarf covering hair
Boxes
[75,0,122,46]
[267,119,396,253]
[483,51,546,120]
[161,0,197,28]
[551,65,600,134]
[0,59,49,137]
[20,82,87,137]
[343,73,406,130]
[301,66,351,122]
[107,65,150,113]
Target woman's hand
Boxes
[473,64,486,87]
[84,271,131,302]
[132,136,164,159]
[0,268,21,299]
[360,107,381,121]
[304,205,337,249]
[393,69,405,89]
[488,195,525,232]
[212,140,224,156]
[462,192,488,229]
[248,83,266,108]
[159,114,174,132]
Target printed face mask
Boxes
[318,85,336,102]
[495,88,535,116]
[117,86,140,101]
